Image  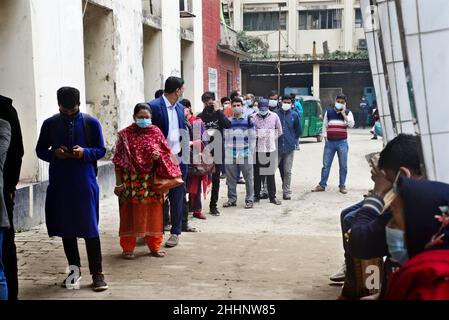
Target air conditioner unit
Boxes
[358,39,367,50]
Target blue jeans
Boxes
[0,229,7,300]
[319,139,348,188]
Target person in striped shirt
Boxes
[312,94,355,194]
[223,98,256,209]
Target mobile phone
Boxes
[365,152,380,167]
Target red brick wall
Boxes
[202,0,241,100]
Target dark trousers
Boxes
[340,201,364,299]
[209,164,221,210]
[62,237,103,275]
[168,163,188,235]
[2,195,18,300]
[254,152,277,201]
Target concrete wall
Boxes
[83,2,117,155]
[0,0,37,182]
[2,0,204,229]
[203,0,241,101]
[161,0,181,78]
[143,25,163,101]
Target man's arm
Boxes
[218,110,232,129]
[82,120,107,162]
[348,195,391,259]
[36,120,55,163]
[322,111,328,139]
[274,113,283,138]
[3,107,24,193]
[344,110,355,128]
[293,112,301,139]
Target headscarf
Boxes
[113,123,181,178]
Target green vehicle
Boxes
[299,96,324,142]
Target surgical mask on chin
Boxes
[385,227,409,266]
[268,100,278,108]
[335,102,344,111]
[282,104,291,111]
[136,118,152,129]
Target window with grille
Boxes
[243,12,287,31]
[298,9,342,30]
[355,8,363,28]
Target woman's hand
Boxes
[152,151,161,160]
[114,184,125,197]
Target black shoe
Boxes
[182,224,198,232]
[270,198,282,205]
[254,197,260,203]
[260,193,269,200]
[371,136,378,140]
[92,273,108,292]
[61,268,82,290]
[210,208,221,216]
[283,195,291,200]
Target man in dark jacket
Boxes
[198,92,232,216]
[0,119,11,300]
[275,95,301,200]
[0,95,24,300]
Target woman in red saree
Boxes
[182,100,212,220]
[113,104,181,259]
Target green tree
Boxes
[237,31,270,59]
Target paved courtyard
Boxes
[16,129,382,300]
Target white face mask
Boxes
[282,103,291,111]
[268,100,278,108]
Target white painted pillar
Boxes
[161,0,181,79]
[343,0,355,51]
[233,0,242,31]
[313,64,320,99]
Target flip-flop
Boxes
[151,250,167,258]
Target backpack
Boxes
[50,113,99,176]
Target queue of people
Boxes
[2,75,446,301]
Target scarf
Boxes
[113,123,181,178]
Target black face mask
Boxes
[205,105,215,113]
[60,108,80,120]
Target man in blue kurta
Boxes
[36,87,108,292]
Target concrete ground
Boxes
[16,129,382,300]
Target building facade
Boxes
[0,0,205,228]
[202,0,247,102]
[225,0,366,57]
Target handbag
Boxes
[189,146,216,177]
[150,173,184,193]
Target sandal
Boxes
[151,250,167,258]
[122,252,135,260]
[223,201,237,208]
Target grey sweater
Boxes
[0,119,11,229]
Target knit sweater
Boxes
[322,107,355,141]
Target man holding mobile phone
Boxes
[312,94,355,194]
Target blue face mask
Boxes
[335,102,344,111]
[136,118,152,129]
[385,227,409,266]
[259,110,269,116]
